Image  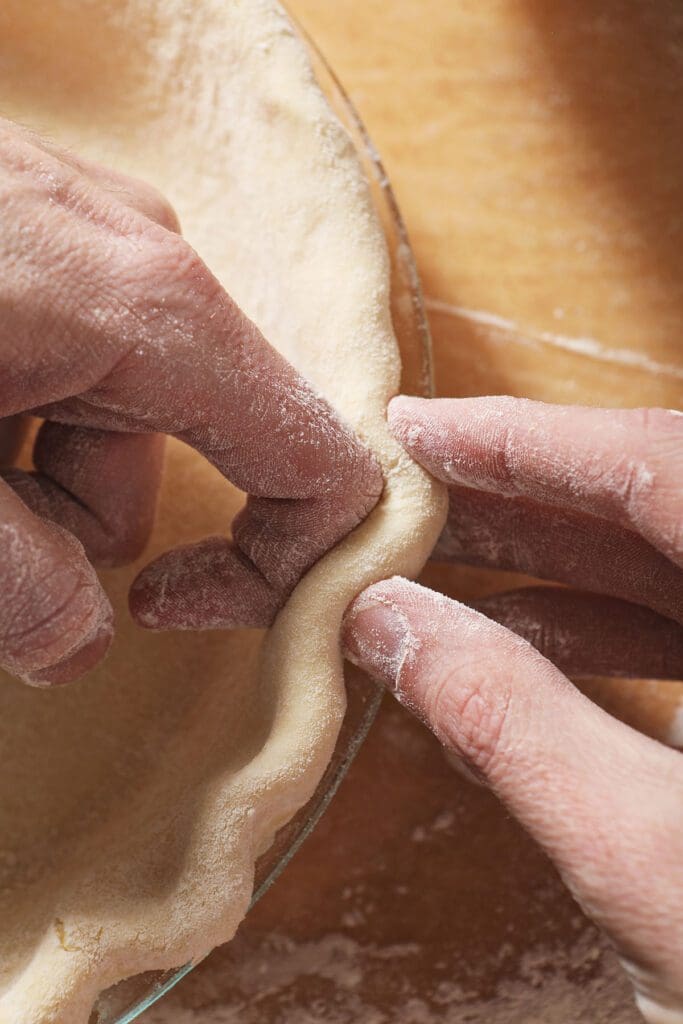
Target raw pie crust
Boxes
[0,2,446,1021]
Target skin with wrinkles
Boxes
[0,118,382,686]
[343,395,683,1023]
[475,588,683,681]
[437,484,683,627]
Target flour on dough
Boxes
[0,2,446,1021]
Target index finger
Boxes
[389,396,683,568]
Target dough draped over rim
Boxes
[0,1,446,1020]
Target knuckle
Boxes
[136,229,192,279]
[118,230,220,315]
[106,180,180,235]
[155,237,220,305]
[426,654,514,777]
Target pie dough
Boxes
[0,2,446,1021]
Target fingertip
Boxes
[387,394,430,416]
[342,577,455,697]
[387,396,471,482]
[130,539,281,631]
[341,439,384,527]
[128,550,185,630]
[128,580,161,631]
[388,395,523,466]
[387,395,431,440]
[343,579,563,778]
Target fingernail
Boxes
[341,592,418,692]
[387,395,429,425]
[387,396,435,454]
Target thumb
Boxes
[342,577,683,1023]
[0,479,113,686]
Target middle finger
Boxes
[436,484,683,626]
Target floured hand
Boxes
[0,117,382,687]
[343,396,683,1023]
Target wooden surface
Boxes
[147,3,683,1022]
[295,0,683,411]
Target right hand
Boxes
[343,396,683,1023]
[0,117,382,687]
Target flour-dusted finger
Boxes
[475,587,683,681]
[435,484,683,625]
[389,396,683,568]
[4,422,165,567]
[342,578,683,1022]
[0,478,113,686]
[129,537,281,630]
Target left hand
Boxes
[0,119,382,686]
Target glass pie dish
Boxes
[90,14,434,1024]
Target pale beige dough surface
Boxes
[0,2,446,1021]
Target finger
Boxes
[127,538,280,630]
[342,578,683,1016]
[0,478,113,686]
[389,396,683,568]
[475,587,683,680]
[3,421,165,567]
[436,484,683,625]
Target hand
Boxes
[343,395,683,1023]
[0,118,382,687]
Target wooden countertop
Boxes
[294,0,683,412]
[147,4,683,1022]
